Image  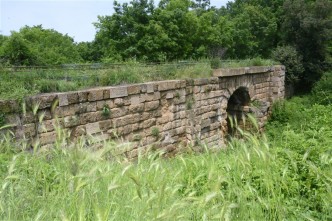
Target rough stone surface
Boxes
[110,86,128,98]
[1,65,285,154]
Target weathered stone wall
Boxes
[0,65,285,156]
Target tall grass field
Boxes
[0,72,331,220]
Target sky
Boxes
[0,0,230,43]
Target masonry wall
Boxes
[0,65,285,156]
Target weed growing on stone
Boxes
[102,104,111,118]
[151,127,160,138]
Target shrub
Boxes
[272,45,304,84]
[311,72,332,105]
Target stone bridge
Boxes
[0,65,285,156]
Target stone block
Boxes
[96,100,114,111]
[38,119,56,133]
[158,81,178,91]
[157,113,174,124]
[58,94,69,107]
[114,114,140,127]
[140,118,156,129]
[79,112,98,124]
[130,95,141,105]
[129,103,144,113]
[103,89,110,99]
[202,111,216,119]
[209,77,219,84]
[173,96,186,105]
[88,89,104,101]
[86,122,101,135]
[111,107,128,118]
[78,91,89,102]
[110,86,128,98]
[67,92,79,104]
[99,119,113,131]
[174,111,186,120]
[146,83,155,93]
[114,124,135,136]
[175,127,185,135]
[127,85,141,95]
[172,120,181,129]
[144,92,161,101]
[194,78,209,86]
[38,109,52,121]
[152,110,162,118]
[144,101,159,111]
[86,102,97,112]
[6,114,21,127]
[140,112,152,121]
[71,125,86,137]
[166,92,174,99]
[201,118,211,129]
[64,115,80,128]
[162,122,173,131]
[39,131,57,145]
[114,98,124,107]
[0,100,20,113]
[28,94,58,110]
[24,123,36,138]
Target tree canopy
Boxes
[0,0,331,91]
[0,25,82,66]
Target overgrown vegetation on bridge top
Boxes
[0,58,276,101]
[0,73,331,220]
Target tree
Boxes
[0,25,82,66]
[281,0,332,90]
[227,5,278,58]
[0,32,36,66]
[94,0,155,61]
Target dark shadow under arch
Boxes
[226,87,251,137]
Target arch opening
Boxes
[226,87,251,137]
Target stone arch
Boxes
[226,86,251,137]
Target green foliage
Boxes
[0,94,331,220]
[210,58,222,69]
[151,127,160,138]
[0,0,330,94]
[186,97,194,110]
[0,32,37,66]
[219,58,276,68]
[0,25,82,66]
[311,72,332,105]
[227,5,278,58]
[281,0,332,90]
[265,90,332,219]
[102,104,111,117]
[0,62,212,101]
[272,45,304,84]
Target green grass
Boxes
[212,58,278,69]
[0,59,278,101]
[0,62,212,101]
